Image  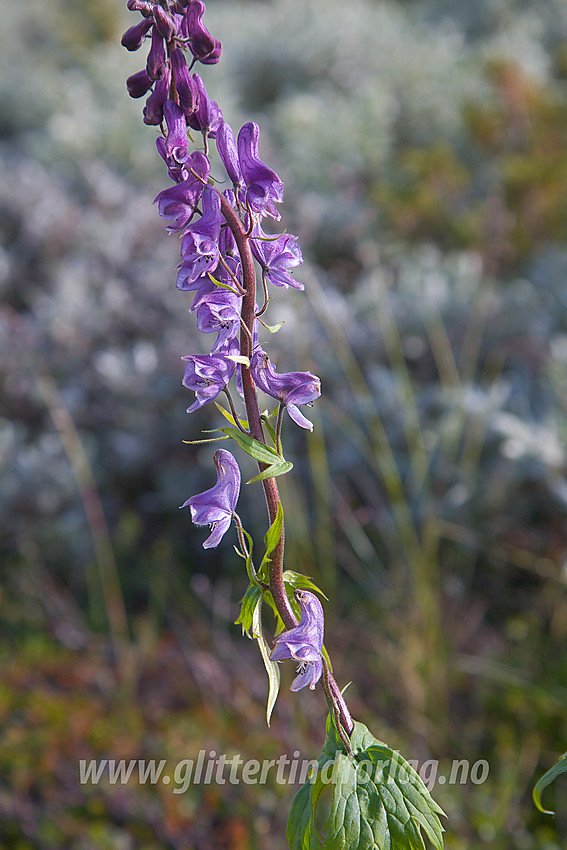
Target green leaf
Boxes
[252,601,280,727]
[234,582,263,637]
[283,570,329,601]
[182,435,230,445]
[287,717,445,850]
[214,402,249,431]
[260,319,285,334]
[533,752,567,815]
[260,502,284,575]
[260,414,278,447]
[226,354,251,367]
[247,460,293,484]
[208,271,240,294]
[219,427,281,465]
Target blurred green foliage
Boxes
[2,0,567,847]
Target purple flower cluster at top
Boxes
[123,0,319,547]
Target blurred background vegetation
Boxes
[2,0,567,847]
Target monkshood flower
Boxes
[154,151,210,232]
[180,448,240,548]
[238,122,284,220]
[250,350,321,430]
[170,47,199,115]
[270,590,324,691]
[180,187,223,284]
[250,224,304,290]
[196,289,241,353]
[182,352,236,412]
[187,73,223,142]
[181,0,222,65]
[216,122,243,191]
[143,69,171,125]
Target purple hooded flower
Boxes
[181,352,236,412]
[154,151,210,232]
[152,4,176,40]
[180,187,223,284]
[250,224,303,290]
[270,590,324,691]
[216,122,243,190]
[238,122,284,220]
[182,0,222,65]
[180,448,240,548]
[250,350,321,430]
[196,289,241,353]
[126,69,153,99]
[170,47,199,115]
[143,68,171,125]
[187,73,223,140]
[146,24,167,80]
[127,0,153,15]
[121,18,153,51]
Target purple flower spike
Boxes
[250,224,304,290]
[181,353,236,412]
[180,187,222,284]
[154,151,210,232]
[126,69,153,99]
[188,74,223,139]
[170,47,199,115]
[270,590,324,691]
[182,0,222,65]
[238,122,284,220]
[250,351,321,430]
[121,18,153,51]
[216,122,242,189]
[146,25,167,80]
[181,448,240,549]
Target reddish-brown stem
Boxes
[218,193,353,735]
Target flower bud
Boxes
[170,47,199,115]
[121,18,153,51]
[153,5,176,41]
[146,25,167,80]
[126,69,153,98]
[143,69,171,125]
[127,0,153,16]
[181,0,222,65]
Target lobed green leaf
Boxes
[287,717,445,850]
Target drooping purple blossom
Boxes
[152,4,176,40]
[238,122,284,220]
[187,73,223,141]
[196,289,241,353]
[270,590,324,691]
[126,69,153,98]
[154,151,210,231]
[216,122,243,190]
[170,47,199,115]
[180,187,223,284]
[143,69,171,125]
[250,351,321,430]
[121,18,153,51]
[250,224,303,290]
[180,448,240,548]
[181,0,222,65]
[146,24,167,80]
[181,352,236,412]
